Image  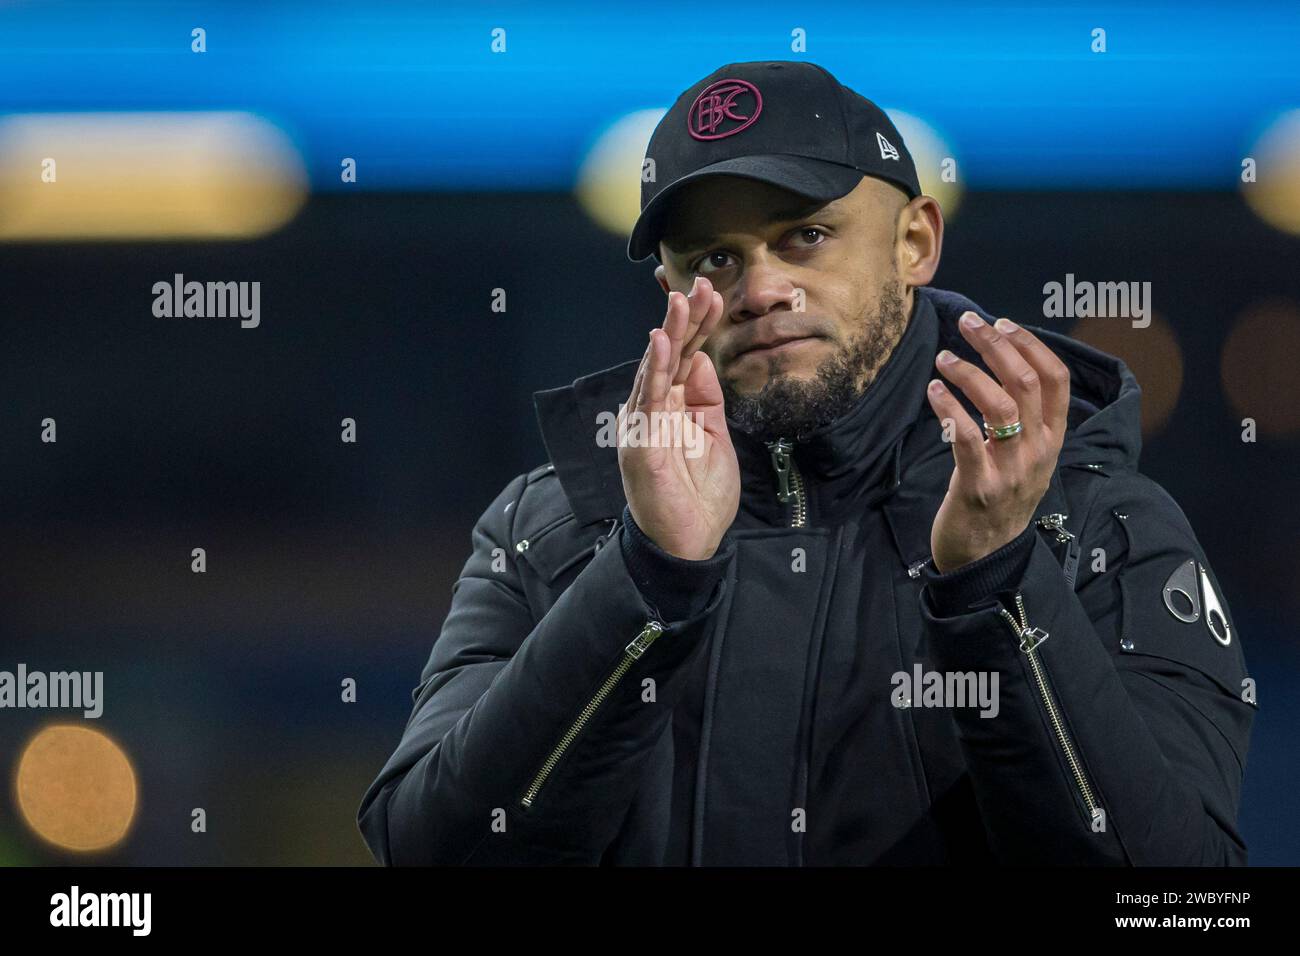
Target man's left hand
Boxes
[925,311,1072,574]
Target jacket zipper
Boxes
[518,619,666,809]
[1037,512,1081,587]
[1036,512,1073,544]
[766,438,807,527]
[997,591,1102,824]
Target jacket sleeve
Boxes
[918,469,1255,865]
[357,473,735,865]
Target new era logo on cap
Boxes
[628,61,922,262]
[876,132,900,161]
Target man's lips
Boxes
[735,335,822,358]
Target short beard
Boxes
[722,278,910,444]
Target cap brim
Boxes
[626,154,864,262]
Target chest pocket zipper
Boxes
[1037,512,1081,588]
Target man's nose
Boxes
[728,254,798,322]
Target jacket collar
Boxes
[532,285,1143,530]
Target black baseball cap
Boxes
[627,60,922,263]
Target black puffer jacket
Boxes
[358,285,1254,865]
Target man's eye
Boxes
[792,227,825,247]
[693,251,733,274]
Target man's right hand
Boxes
[617,276,740,561]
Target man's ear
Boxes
[898,195,943,288]
[653,263,671,295]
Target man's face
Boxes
[656,174,918,442]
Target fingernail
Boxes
[959,312,982,330]
[994,317,1018,333]
[928,379,946,395]
[690,276,700,295]
[936,349,956,365]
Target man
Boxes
[358,61,1254,865]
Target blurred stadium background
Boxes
[0,0,1297,864]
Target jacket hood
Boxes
[533,285,1144,526]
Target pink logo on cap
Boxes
[688,79,763,141]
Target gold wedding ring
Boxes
[984,420,1024,440]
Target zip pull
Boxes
[907,558,929,579]
[1036,512,1074,544]
[1038,512,1081,587]
[997,591,1050,653]
[624,620,665,659]
[764,437,808,527]
[766,438,794,502]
